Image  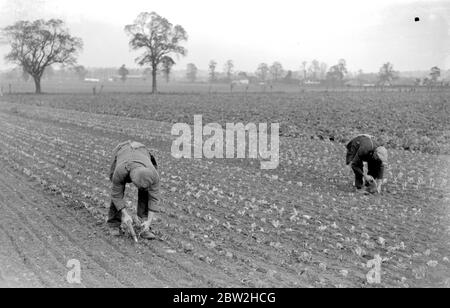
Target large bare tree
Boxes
[2,19,83,93]
[125,12,188,94]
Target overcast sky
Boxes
[0,0,449,72]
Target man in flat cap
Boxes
[346,134,388,194]
[108,140,160,240]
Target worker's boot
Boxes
[140,229,156,240]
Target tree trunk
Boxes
[33,76,42,94]
[152,65,157,94]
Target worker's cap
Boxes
[374,146,388,165]
[130,167,158,189]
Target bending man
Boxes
[108,140,160,240]
[346,134,388,193]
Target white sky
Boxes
[0,0,449,72]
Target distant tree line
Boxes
[0,14,447,93]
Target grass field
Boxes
[0,83,449,287]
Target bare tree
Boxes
[125,12,188,94]
[319,62,328,80]
[378,62,398,86]
[186,63,198,83]
[224,60,234,81]
[308,60,320,80]
[270,61,284,82]
[338,59,347,75]
[430,66,441,83]
[256,63,269,82]
[118,64,129,82]
[326,59,348,86]
[73,65,88,81]
[283,70,294,83]
[2,19,83,93]
[208,60,217,83]
[301,61,308,80]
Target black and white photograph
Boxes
[0,0,449,291]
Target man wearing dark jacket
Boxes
[108,140,160,240]
[346,134,388,193]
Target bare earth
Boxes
[0,158,243,287]
[0,101,449,288]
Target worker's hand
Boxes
[121,209,138,243]
[140,220,151,232]
[121,209,133,225]
[364,174,374,183]
[140,212,155,232]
